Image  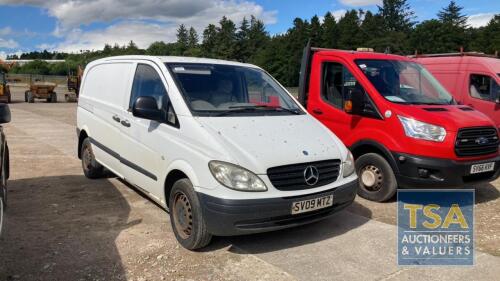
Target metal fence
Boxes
[6,74,67,86]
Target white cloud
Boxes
[55,21,174,52]
[0,38,19,49]
[339,0,381,6]
[332,9,347,20]
[0,50,22,59]
[0,27,11,36]
[36,43,56,50]
[467,13,495,28]
[0,0,277,52]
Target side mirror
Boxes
[132,96,164,122]
[0,104,11,124]
[345,88,364,115]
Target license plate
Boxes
[470,162,495,174]
[291,195,333,215]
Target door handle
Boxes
[312,108,323,115]
[121,120,131,127]
[112,115,121,122]
[467,104,474,108]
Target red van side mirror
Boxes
[345,88,364,115]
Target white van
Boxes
[77,56,358,249]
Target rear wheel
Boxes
[169,178,211,250]
[50,92,57,103]
[81,138,104,179]
[355,153,397,202]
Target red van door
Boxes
[308,56,362,143]
[464,72,500,128]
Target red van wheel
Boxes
[355,153,397,202]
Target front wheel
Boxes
[355,153,397,202]
[169,178,212,250]
[27,91,34,103]
[0,157,7,235]
[50,92,57,103]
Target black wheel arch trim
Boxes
[349,140,400,174]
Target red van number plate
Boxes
[470,162,495,174]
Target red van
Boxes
[298,43,500,201]
[414,53,499,130]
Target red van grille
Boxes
[455,127,499,157]
[267,160,341,191]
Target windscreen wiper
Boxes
[214,105,301,116]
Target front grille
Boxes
[267,160,341,191]
[455,127,499,157]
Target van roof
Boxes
[415,56,500,74]
[94,55,259,68]
[312,48,412,61]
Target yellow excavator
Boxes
[0,73,11,103]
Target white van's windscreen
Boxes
[167,63,304,116]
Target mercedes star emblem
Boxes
[304,166,320,186]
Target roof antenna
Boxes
[384,47,391,54]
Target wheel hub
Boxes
[82,146,93,171]
[172,192,193,239]
[361,165,383,191]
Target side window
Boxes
[322,62,365,109]
[130,64,167,109]
[469,74,494,101]
[130,64,178,126]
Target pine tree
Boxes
[176,24,189,55]
[438,1,468,28]
[378,0,416,32]
[214,16,238,59]
[321,12,339,48]
[337,10,362,50]
[360,11,387,51]
[310,15,322,46]
[188,27,199,49]
[247,16,269,63]
[202,24,217,58]
[236,17,251,62]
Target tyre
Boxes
[27,91,34,103]
[81,138,104,179]
[24,91,28,102]
[355,153,397,202]
[0,157,7,235]
[51,92,57,103]
[0,191,4,235]
[169,178,212,250]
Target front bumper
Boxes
[198,179,358,236]
[393,152,500,188]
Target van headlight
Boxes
[398,116,446,142]
[209,161,267,192]
[342,151,355,178]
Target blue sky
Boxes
[0,0,498,57]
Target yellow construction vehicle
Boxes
[0,73,11,103]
